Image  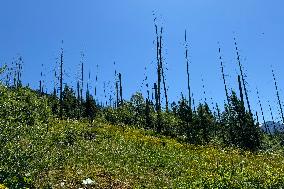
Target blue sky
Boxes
[0,0,284,122]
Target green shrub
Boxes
[0,86,52,125]
[0,85,52,188]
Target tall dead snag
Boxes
[159,27,169,112]
[256,88,268,133]
[11,56,23,88]
[238,75,244,107]
[77,80,81,118]
[255,111,259,123]
[192,93,196,112]
[103,82,107,106]
[88,71,91,87]
[143,66,150,100]
[109,95,113,107]
[146,84,150,100]
[114,62,119,108]
[80,52,84,106]
[95,64,99,104]
[218,44,230,104]
[87,71,90,97]
[268,101,277,131]
[154,23,162,133]
[216,103,221,121]
[75,61,81,118]
[272,68,284,123]
[237,75,245,137]
[154,83,158,111]
[39,63,45,95]
[12,61,16,87]
[39,65,42,94]
[151,87,154,102]
[155,24,161,113]
[118,73,123,106]
[185,30,191,108]
[59,41,64,119]
[154,82,161,132]
[115,81,119,108]
[16,56,23,88]
[234,38,252,115]
[202,78,207,104]
[5,65,10,87]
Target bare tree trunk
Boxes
[116,81,119,108]
[218,46,230,104]
[159,27,169,112]
[185,30,191,108]
[155,25,161,113]
[202,78,207,104]
[272,68,284,123]
[268,101,276,132]
[234,38,252,115]
[81,53,84,107]
[238,75,244,107]
[256,88,268,133]
[119,73,123,106]
[59,41,64,119]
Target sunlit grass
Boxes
[21,120,284,188]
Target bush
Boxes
[0,86,52,125]
[0,85,52,188]
[160,112,180,137]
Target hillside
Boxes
[0,86,284,188]
[2,118,284,188]
[1,84,284,189]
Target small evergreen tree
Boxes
[84,89,97,122]
[194,103,214,144]
[176,97,193,138]
[222,92,261,151]
[62,85,79,119]
[130,92,145,127]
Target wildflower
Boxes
[82,178,95,185]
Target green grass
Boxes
[1,86,284,188]
[4,119,281,188]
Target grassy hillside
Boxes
[1,120,284,188]
[1,86,284,188]
[34,121,284,188]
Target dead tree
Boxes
[119,73,123,106]
[234,38,252,115]
[95,64,99,98]
[115,81,119,108]
[256,88,268,133]
[154,22,163,133]
[185,30,191,108]
[80,52,84,106]
[16,56,23,88]
[155,24,162,113]
[202,78,207,104]
[59,41,64,119]
[238,75,244,107]
[218,45,230,104]
[159,27,169,112]
[272,68,284,123]
[268,101,276,132]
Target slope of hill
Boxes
[1,86,284,188]
[1,119,284,188]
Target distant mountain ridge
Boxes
[260,121,284,134]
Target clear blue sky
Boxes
[0,0,284,122]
